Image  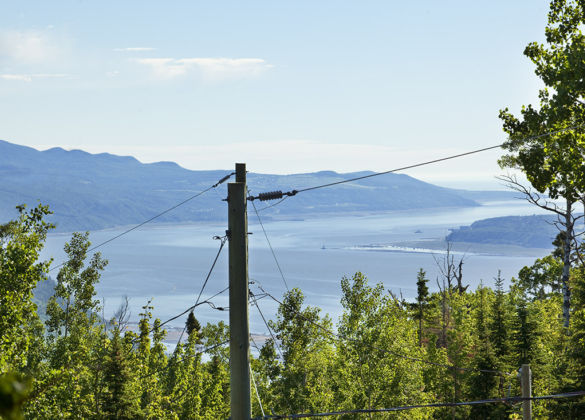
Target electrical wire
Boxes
[256,285,509,376]
[250,334,262,353]
[250,293,297,416]
[250,291,285,361]
[129,297,226,346]
[250,363,266,417]
[249,180,511,376]
[49,171,235,272]
[131,236,229,346]
[296,144,503,194]
[254,390,585,419]
[248,125,583,201]
[176,235,229,346]
[250,198,290,291]
[158,299,226,331]
[193,235,229,311]
[256,196,289,212]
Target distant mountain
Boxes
[446,215,559,248]
[0,139,506,231]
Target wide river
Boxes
[41,200,552,337]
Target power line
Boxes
[255,285,509,376]
[250,334,262,353]
[254,390,585,419]
[158,298,226,331]
[131,235,229,345]
[250,292,299,416]
[250,198,290,291]
[130,295,227,347]
[250,291,285,361]
[250,363,266,417]
[135,276,230,379]
[256,196,289,212]
[296,144,503,194]
[247,125,583,201]
[205,285,230,304]
[49,171,234,272]
[176,234,229,346]
[193,235,228,312]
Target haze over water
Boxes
[41,199,551,336]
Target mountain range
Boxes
[0,140,514,232]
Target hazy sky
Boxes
[0,1,551,188]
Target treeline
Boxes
[1,204,585,419]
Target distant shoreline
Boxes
[45,201,532,236]
[347,239,551,258]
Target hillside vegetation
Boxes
[446,215,559,248]
[2,205,585,419]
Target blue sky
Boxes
[0,1,551,188]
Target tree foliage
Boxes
[0,197,585,419]
[499,0,585,329]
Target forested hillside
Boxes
[1,204,585,419]
[446,215,559,248]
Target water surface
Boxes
[40,200,552,336]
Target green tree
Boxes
[514,255,563,300]
[199,355,229,419]
[335,273,430,419]
[0,373,30,420]
[41,231,108,418]
[491,271,511,361]
[0,204,53,373]
[415,268,430,347]
[269,288,335,414]
[565,267,585,415]
[186,311,202,341]
[421,335,452,418]
[45,232,107,340]
[175,321,203,419]
[199,320,230,418]
[468,286,500,419]
[102,328,140,419]
[253,339,280,416]
[514,299,537,367]
[499,0,585,328]
[134,302,168,418]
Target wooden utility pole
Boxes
[228,163,251,420]
[521,364,532,420]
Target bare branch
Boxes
[571,235,585,266]
[113,295,131,331]
[497,174,568,216]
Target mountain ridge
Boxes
[0,139,514,231]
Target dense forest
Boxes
[1,203,585,419]
[3,0,585,418]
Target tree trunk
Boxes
[419,303,423,347]
[456,260,467,294]
[441,282,448,348]
[562,199,573,329]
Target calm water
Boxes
[40,200,551,335]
